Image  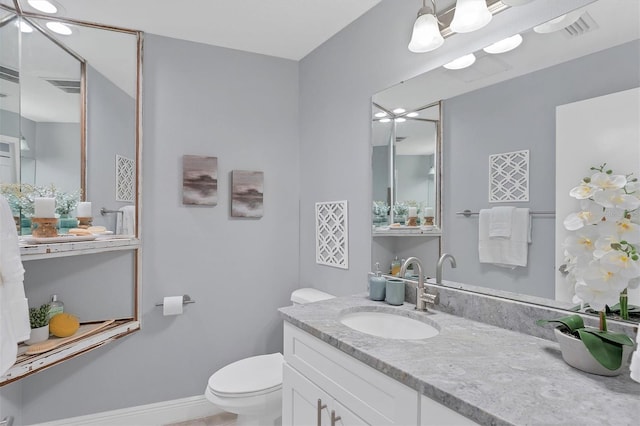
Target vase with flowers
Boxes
[372,201,390,226]
[538,163,639,375]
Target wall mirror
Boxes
[0,0,141,235]
[371,0,639,323]
[371,101,440,229]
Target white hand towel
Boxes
[116,205,136,236]
[0,195,30,376]
[479,208,530,268]
[489,206,515,238]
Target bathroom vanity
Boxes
[279,294,639,425]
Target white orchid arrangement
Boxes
[562,164,640,322]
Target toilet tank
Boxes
[291,288,334,305]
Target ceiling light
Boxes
[393,108,406,114]
[443,53,476,70]
[28,0,58,14]
[17,20,33,33]
[374,112,387,118]
[395,117,407,123]
[533,9,584,34]
[406,112,419,118]
[379,118,391,123]
[408,0,444,53]
[450,0,492,34]
[483,34,523,54]
[46,21,72,35]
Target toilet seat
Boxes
[207,353,283,398]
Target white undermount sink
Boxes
[339,310,439,340]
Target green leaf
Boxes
[608,303,640,314]
[580,329,634,346]
[577,330,626,370]
[536,315,584,332]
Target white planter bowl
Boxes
[554,328,634,376]
[26,325,49,345]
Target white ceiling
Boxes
[38,0,382,61]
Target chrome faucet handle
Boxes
[422,288,439,305]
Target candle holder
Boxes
[31,217,58,238]
[77,216,93,228]
[407,216,418,226]
[423,216,434,226]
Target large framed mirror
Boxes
[371,0,639,323]
[0,1,141,236]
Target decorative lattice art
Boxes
[115,155,135,202]
[489,150,529,202]
[315,200,349,269]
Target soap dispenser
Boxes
[391,257,401,277]
[369,263,386,301]
[48,294,64,320]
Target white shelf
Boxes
[372,227,442,237]
[20,237,141,260]
[0,319,140,386]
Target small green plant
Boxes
[29,303,50,329]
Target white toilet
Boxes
[204,288,334,426]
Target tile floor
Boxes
[166,412,237,426]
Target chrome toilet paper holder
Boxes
[155,294,196,307]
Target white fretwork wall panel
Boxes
[315,200,349,269]
[116,155,135,202]
[489,150,529,202]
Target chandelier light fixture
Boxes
[483,33,523,54]
[450,0,492,34]
[408,0,445,53]
[443,53,476,70]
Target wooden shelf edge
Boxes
[0,319,140,386]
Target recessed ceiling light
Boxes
[443,53,476,70]
[28,0,58,14]
[17,20,33,33]
[395,117,407,123]
[374,112,387,118]
[379,118,391,123]
[406,112,419,118]
[393,108,406,114]
[46,21,72,35]
[483,34,523,54]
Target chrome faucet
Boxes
[436,253,457,284]
[400,257,437,311]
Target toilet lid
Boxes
[208,353,283,396]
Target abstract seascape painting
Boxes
[182,155,218,205]
[231,170,264,218]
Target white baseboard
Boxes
[30,395,222,426]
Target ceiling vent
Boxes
[45,79,81,94]
[563,12,598,37]
[0,65,19,84]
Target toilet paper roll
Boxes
[163,296,184,316]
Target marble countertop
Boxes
[279,294,640,426]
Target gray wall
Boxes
[298,0,594,295]
[33,122,80,194]
[9,34,299,424]
[443,40,640,298]
[86,64,137,231]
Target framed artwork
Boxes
[182,155,218,205]
[231,170,264,218]
[315,200,348,269]
[115,155,135,202]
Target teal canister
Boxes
[385,279,404,306]
[369,263,386,301]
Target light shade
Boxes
[28,0,58,14]
[408,9,444,53]
[483,34,523,54]
[501,0,534,5]
[46,21,72,35]
[443,53,476,70]
[450,0,492,34]
[20,137,30,151]
[533,9,583,34]
[17,20,33,33]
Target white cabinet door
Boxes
[284,364,370,426]
[420,395,480,426]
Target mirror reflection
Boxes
[371,102,440,229]
[0,2,140,235]
[372,0,640,322]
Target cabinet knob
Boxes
[331,410,342,426]
[317,399,327,426]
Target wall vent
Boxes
[0,65,19,84]
[45,79,81,94]
[563,12,598,37]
